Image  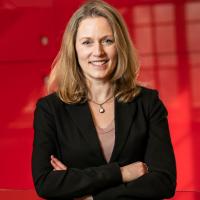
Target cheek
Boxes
[76,47,90,61]
[76,49,90,71]
[108,46,117,59]
[110,50,118,64]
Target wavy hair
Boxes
[47,0,141,103]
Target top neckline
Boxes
[95,119,115,133]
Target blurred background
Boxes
[0,0,200,199]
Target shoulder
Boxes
[132,86,167,117]
[135,86,158,103]
[35,92,64,113]
[37,92,62,104]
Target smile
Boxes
[89,59,109,66]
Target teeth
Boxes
[90,60,108,65]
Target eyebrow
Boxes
[78,35,114,41]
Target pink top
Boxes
[77,121,115,200]
[95,119,115,163]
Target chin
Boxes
[87,74,108,81]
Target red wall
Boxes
[0,0,200,195]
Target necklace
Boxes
[89,96,114,113]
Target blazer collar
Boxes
[64,98,137,164]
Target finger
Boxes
[51,158,64,170]
[50,156,64,170]
[51,155,67,170]
[50,159,62,170]
[51,156,67,169]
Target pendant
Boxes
[99,105,105,113]
[99,108,105,113]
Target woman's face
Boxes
[75,17,117,83]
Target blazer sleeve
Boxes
[32,98,122,199]
[93,90,177,200]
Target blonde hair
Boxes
[48,0,141,103]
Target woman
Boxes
[32,0,176,199]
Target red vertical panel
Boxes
[173,2,192,191]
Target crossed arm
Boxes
[50,155,148,200]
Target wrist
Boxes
[120,166,128,183]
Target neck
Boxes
[87,80,114,103]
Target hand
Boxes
[50,155,67,170]
[50,156,92,199]
[120,161,148,183]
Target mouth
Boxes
[89,59,109,66]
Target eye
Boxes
[102,38,114,45]
[82,40,92,45]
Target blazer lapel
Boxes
[110,99,137,162]
[64,102,106,164]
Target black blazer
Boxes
[32,87,176,200]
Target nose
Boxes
[93,43,105,57]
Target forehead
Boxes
[76,17,113,38]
